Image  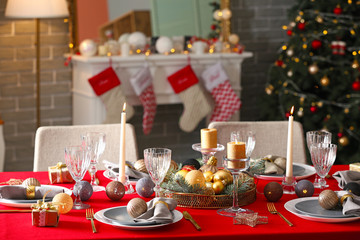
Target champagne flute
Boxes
[306,130,332,188]
[65,145,91,209]
[144,148,171,198]
[81,132,106,192]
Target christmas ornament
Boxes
[316,15,323,23]
[136,177,155,198]
[338,41,346,55]
[339,135,349,146]
[203,171,214,182]
[211,24,216,30]
[79,39,97,57]
[156,36,173,54]
[297,108,304,117]
[213,10,222,21]
[22,178,41,187]
[234,212,268,227]
[286,29,293,36]
[185,170,206,188]
[344,182,360,196]
[106,181,125,201]
[287,70,293,77]
[212,180,224,194]
[229,34,240,45]
[351,60,359,69]
[337,132,344,138]
[213,169,233,185]
[134,159,148,173]
[297,22,305,30]
[308,64,319,74]
[286,49,294,57]
[175,169,189,180]
[310,105,318,113]
[275,60,284,67]
[182,165,197,172]
[73,181,93,201]
[128,31,147,50]
[200,163,218,174]
[289,21,296,28]
[333,5,342,15]
[352,80,360,91]
[263,182,283,202]
[320,76,330,86]
[52,193,73,214]
[311,39,322,50]
[222,8,232,20]
[295,180,314,198]
[182,158,201,169]
[127,198,147,218]
[318,189,338,210]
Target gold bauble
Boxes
[309,64,319,74]
[212,181,225,194]
[320,76,330,86]
[207,156,218,166]
[352,60,359,69]
[175,169,189,180]
[344,108,350,114]
[213,170,233,185]
[185,170,206,188]
[339,136,350,146]
[316,15,323,23]
[52,193,73,214]
[134,159,148,173]
[203,171,214,182]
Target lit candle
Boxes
[286,106,294,179]
[119,103,126,184]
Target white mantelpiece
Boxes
[71,52,253,125]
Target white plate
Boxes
[285,197,360,223]
[254,163,316,181]
[94,206,183,230]
[0,185,72,208]
[103,169,140,182]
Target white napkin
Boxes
[0,185,64,199]
[263,155,286,175]
[134,197,177,224]
[333,170,360,188]
[337,190,360,216]
[103,160,149,179]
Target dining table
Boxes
[0,164,359,240]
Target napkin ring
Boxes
[340,194,354,205]
[154,200,169,209]
[26,186,36,199]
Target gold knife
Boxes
[0,210,32,213]
[183,211,201,231]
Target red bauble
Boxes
[275,60,284,67]
[285,112,290,118]
[182,165,197,171]
[334,6,342,15]
[338,132,344,138]
[287,30,293,36]
[311,39,322,50]
[310,106,317,113]
[352,81,360,91]
[297,22,305,31]
[211,24,216,30]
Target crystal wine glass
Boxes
[309,143,337,189]
[81,132,106,192]
[306,130,332,188]
[230,130,256,158]
[143,148,172,198]
[65,145,91,209]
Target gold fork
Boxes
[86,208,97,233]
[267,202,293,226]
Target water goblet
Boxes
[230,130,256,158]
[143,148,172,198]
[81,132,106,192]
[306,130,332,188]
[309,143,337,189]
[65,145,91,209]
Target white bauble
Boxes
[229,34,240,45]
[156,36,173,54]
[222,8,232,20]
[118,33,130,44]
[213,10,222,20]
[128,32,147,49]
[79,39,97,57]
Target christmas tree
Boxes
[260,0,360,165]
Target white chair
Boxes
[33,123,138,172]
[208,121,307,164]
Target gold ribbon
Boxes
[49,162,67,183]
[340,194,354,205]
[31,190,57,211]
[154,200,169,209]
[26,186,35,199]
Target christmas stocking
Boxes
[88,67,134,123]
[168,65,211,132]
[130,65,157,135]
[202,62,241,122]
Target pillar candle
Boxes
[286,106,294,178]
[227,142,246,169]
[119,103,126,183]
[201,128,217,148]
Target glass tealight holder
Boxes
[192,143,225,164]
[282,175,296,194]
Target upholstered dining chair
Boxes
[33,123,138,171]
[208,121,307,164]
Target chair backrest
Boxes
[33,123,138,172]
[208,121,307,164]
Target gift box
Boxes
[32,209,59,227]
[349,163,360,172]
[48,162,73,184]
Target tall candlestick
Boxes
[119,103,126,183]
[286,106,294,179]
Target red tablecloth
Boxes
[0,165,359,240]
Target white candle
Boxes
[119,103,126,183]
[286,106,294,179]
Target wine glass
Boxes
[309,143,337,189]
[65,145,91,209]
[143,148,171,198]
[81,132,106,192]
[230,130,256,158]
[306,130,332,188]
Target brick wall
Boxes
[0,0,295,171]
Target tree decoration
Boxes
[308,64,319,74]
[333,4,342,15]
[311,39,322,50]
[351,59,359,69]
[263,182,283,202]
[136,177,155,198]
[275,60,284,67]
[320,76,330,86]
[297,22,305,30]
[339,135,350,146]
[106,181,125,201]
[295,180,314,198]
[310,105,318,113]
[318,189,339,210]
[287,29,293,36]
[352,80,360,91]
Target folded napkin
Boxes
[250,155,286,175]
[0,185,64,200]
[103,160,149,179]
[134,197,177,224]
[337,190,360,216]
[333,170,360,189]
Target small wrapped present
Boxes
[31,191,60,227]
[48,162,73,184]
[350,163,360,172]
